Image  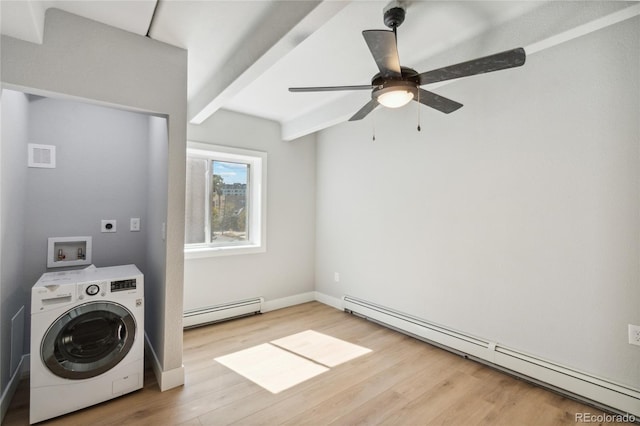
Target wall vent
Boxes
[28,143,56,168]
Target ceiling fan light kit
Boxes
[289,2,526,124]
[377,89,414,108]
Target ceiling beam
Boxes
[282,92,370,141]
[281,2,640,141]
[189,0,350,125]
[524,2,640,55]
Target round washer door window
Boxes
[41,301,136,380]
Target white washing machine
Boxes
[30,264,144,424]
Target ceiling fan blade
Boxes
[417,89,463,114]
[289,85,373,93]
[419,47,526,85]
[362,30,402,78]
[349,99,379,121]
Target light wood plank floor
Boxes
[3,302,623,425]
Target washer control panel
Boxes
[77,281,107,299]
[111,278,137,292]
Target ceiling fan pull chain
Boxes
[372,117,376,141]
[417,90,422,132]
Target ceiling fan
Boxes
[289,3,526,122]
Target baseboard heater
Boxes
[343,295,640,418]
[183,297,263,328]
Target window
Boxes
[185,142,266,258]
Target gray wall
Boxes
[185,110,316,311]
[315,15,640,389]
[1,8,187,383]
[24,96,150,283]
[0,90,29,392]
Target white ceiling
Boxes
[2,1,639,140]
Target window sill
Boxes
[184,244,266,259]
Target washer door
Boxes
[41,301,136,380]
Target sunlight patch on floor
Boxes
[214,343,328,394]
[214,330,372,393]
[271,330,372,367]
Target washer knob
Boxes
[86,284,100,296]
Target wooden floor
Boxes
[3,302,621,425]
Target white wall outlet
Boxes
[130,218,140,232]
[629,324,640,346]
[334,272,340,283]
[101,219,117,233]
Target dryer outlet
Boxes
[101,220,117,233]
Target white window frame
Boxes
[184,142,267,259]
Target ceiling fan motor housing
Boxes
[383,4,406,29]
[371,66,420,101]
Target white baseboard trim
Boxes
[1,354,29,423]
[262,291,315,312]
[313,291,343,310]
[144,333,185,392]
[342,295,640,418]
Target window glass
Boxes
[210,161,250,244]
[184,143,266,257]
